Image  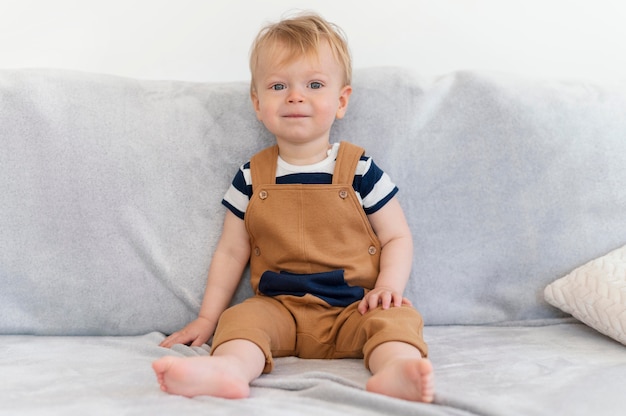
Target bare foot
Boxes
[366,358,434,403]
[152,356,250,399]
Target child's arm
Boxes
[358,196,414,314]
[159,210,250,347]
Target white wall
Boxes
[1,0,625,83]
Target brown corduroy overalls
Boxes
[212,141,427,373]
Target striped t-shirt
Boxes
[222,142,398,219]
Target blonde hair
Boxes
[249,12,352,93]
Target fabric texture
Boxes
[258,270,365,306]
[212,296,427,373]
[545,245,626,345]
[246,141,380,292]
[2,324,625,416]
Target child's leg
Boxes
[366,341,434,403]
[152,339,265,399]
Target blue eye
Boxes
[271,84,286,91]
[309,81,323,89]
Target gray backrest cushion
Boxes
[1,68,625,334]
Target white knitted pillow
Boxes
[544,245,626,346]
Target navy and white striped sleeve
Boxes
[221,162,252,219]
[356,157,399,215]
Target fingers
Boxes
[358,289,406,315]
[159,331,191,348]
[377,291,393,310]
[160,332,205,348]
[159,337,174,348]
[159,316,216,348]
[358,293,384,315]
[159,317,215,348]
[357,297,371,314]
[190,337,208,347]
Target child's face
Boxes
[251,41,351,148]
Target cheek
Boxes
[256,106,281,132]
[258,106,276,123]
[319,101,342,120]
[254,99,275,120]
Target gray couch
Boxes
[1,67,625,416]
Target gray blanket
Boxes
[2,324,624,416]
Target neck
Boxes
[276,139,332,165]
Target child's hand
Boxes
[159,317,214,348]
[357,287,412,315]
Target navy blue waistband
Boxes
[258,269,364,307]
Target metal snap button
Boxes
[254,247,261,256]
[368,246,377,255]
[339,189,348,199]
[259,190,268,200]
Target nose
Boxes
[287,87,305,103]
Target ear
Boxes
[251,90,262,120]
[335,85,352,119]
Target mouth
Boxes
[283,114,309,118]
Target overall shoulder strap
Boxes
[332,141,365,185]
[249,145,279,189]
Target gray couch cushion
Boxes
[1,68,626,335]
[345,70,626,325]
[0,70,261,335]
